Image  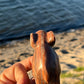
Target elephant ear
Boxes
[30,33,38,48]
[46,31,55,46]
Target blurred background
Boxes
[0,0,84,84]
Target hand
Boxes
[0,56,35,84]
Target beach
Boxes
[0,29,84,84]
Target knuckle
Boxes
[14,63,24,68]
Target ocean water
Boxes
[0,0,84,42]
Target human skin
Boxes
[0,56,35,84]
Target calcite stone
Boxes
[30,30,61,84]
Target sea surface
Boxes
[0,0,84,42]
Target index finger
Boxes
[19,56,33,71]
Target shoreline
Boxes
[0,29,84,84]
[0,27,84,47]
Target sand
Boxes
[0,29,84,84]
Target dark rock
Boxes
[62,70,68,73]
[0,60,5,63]
[7,60,14,65]
[20,53,33,57]
[70,38,77,41]
[14,58,21,62]
[53,47,60,50]
[66,64,76,68]
[72,45,77,48]
[61,50,69,54]
[0,53,3,55]
[71,56,76,58]
[20,53,29,56]
[60,37,64,39]
[81,45,84,48]
[76,60,82,62]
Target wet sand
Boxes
[0,29,84,84]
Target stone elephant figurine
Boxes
[30,30,61,84]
